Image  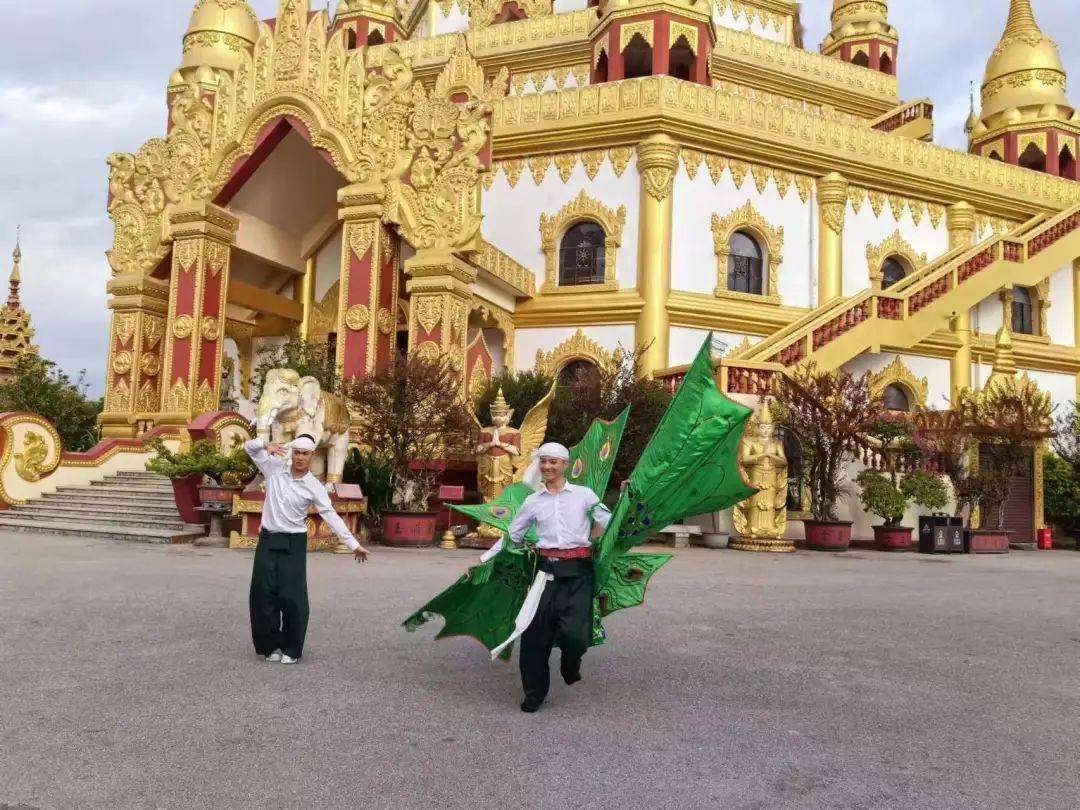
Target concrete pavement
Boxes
[1,533,1078,809]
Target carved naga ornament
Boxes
[106,3,505,278]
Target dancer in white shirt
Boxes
[508,442,611,712]
[245,435,370,664]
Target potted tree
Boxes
[772,366,880,551]
[146,439,257,524]
[1050,403,1080,547]
[857,419,949,551]
[344,353,476,548]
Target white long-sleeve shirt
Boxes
[244,439,360,551]
[508,482,612,550]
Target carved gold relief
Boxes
[535,329,617,376]
[164,379,190,413]
[112,351,134,376]
[193,379,217,415]
[865,232,927,288]
[14,431,49,483]
[345,304,371,332]
[174,241,200,272]
[620,21,654,51]
[140,354,162,377]
[870,357,929,408]
[201,317,221,341]
[416,297,443,336]
[539,190,625,293]
[113,314,137,348]
[173,315,195,341]
[637,138,680,202]
[415,340,442,362]
[376,307,395,335]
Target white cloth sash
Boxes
[490,569,553,660]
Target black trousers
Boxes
[249,530,309,659]
[519,558,594,704]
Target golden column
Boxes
[1074,257,1080,397]
[405,247,477,388]
[947,202,977,399]
[635,134,680,377]
[299,256,317,340]
[816,173,848,305]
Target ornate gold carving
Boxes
[112,351,134,376]
[501,159,524,188]
[377,307,395,335]
[870,356,929,407]
[349,222,376,262]
[711,201,784,303]
[472,240,535,297]
[534,328,617,376]
[201,316,221,341]
[540,190,625,293]
[527,155,551,184]
[415,340,442,362]
[581,150,604,180]
[669,22,698,55]
[554,153,577,183]
[14,431,49,483]
[416,297,443,335]
[172,315,195,341]
[193,379,217,415]
[142,317,163,350]
[681,148,703,180]
[136,380,160,413]
[164,379,190,413]
[865,232,927,288]
[174,241,200,272]
[638,137,680,202]
[114,314,137,348]
[140,354,162,377]
[608,147,633,178]
[620,21,654,50]
[204,242,228,276]
[816,173,849,235]
[467,0,553,29]
[345,304,371,331]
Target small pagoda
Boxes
[0,240,38,382]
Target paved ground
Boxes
[2,533,1079,810]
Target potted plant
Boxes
[857,419,949,551]
[344,353,476,548]
[146,438,257,523]
[772,365,879,551]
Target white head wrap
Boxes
[537,442,570,460]
[290,436,317,452]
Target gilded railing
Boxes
[870,99,934,134]
[472,239,536,297]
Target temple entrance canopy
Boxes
[100,0,508,437]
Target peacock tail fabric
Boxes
[403,335,756,657]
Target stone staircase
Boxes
[0,471,206,544]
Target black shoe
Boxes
[561,663,582,686]
[520,698,543,713]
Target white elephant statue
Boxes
[255,369,351,486]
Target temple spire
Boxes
[8,229,21,311]
[1003,0,1039,38]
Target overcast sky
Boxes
[1,0,1077,395]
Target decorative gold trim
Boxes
[711,201,784,303]
[869,356,929,408]
[619,21,654,51]
[534,328,618,376]
[669,22,698,55]
[865,232,927,290]
[539,190,625,294]
[345,304,371,331]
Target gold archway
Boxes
[535,329,619,377]
[870,356,929,408]
[711,201,784,304]
[865,231,927,290]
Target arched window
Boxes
[623,35,653,79]
[1019,143,1047,173]
[881,256,908,290]
[558,359,602,396]
[851,50,870,68]
[366,28,385,46]
[345,28,358,50]
[669,39,694,81]
[727,231,764,295]
[883,383,911,412]
[879,52,893,76]
[493,1,526,23]
[988,150,1004,162]
[1060,146,1076,180]
[1012,286,1035,335]
[594,50,609,83]
[558,221,607,286]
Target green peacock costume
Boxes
[403,336,755,659]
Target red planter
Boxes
[874,525,913,551]
[382,512,439,548]
[804,520,853,551]
[965,529,1010,554]
[198,485,243,508]
[171,476,204,524]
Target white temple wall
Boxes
[512,325,636,372]
[482,328,507,372]
[430,2,470,35]
[469,276,517,313]
[1046,264,1075,346]
[843,352,953,409]
[668,326,759,367]
[1027,371,1076,410]
[483,159,640,290]
[842,201,948,298]
[712,4,789,43]
[314,225,343,301]
[553,0,586,12]
[973,294,1004,338]
[671,163,814,307]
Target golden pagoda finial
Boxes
[1003,0,1039,38]
[8,228,21,310]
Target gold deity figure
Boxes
[475,389,521,504]
[731,403,793,553]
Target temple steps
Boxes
[0,471,205,544]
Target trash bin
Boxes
[1037,528,1053,550]
[919,514,964,554]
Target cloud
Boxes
[3,0,1078,400]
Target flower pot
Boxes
[198,484,243,508]
[964,529,1010,554]
[702,532,730,550]
[381,511,439,548]
[874,525,913,552]
[803,520,853,551]
[171,475,204,524]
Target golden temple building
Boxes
[0,240,38,382]
[100,0,1080,542]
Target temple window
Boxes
[345,28,359,50]
[882,383,911,413]
[1011,286,1035,335]
[881,256,908,290]
[1018,143,1047,173]
[493,2,527,23]
[366,29,385,46]
[558,222,607,286]
[988,150,1004,162]
[727,231,765,295]
[540,191,625,293]
[623,36,653,79]
[1059,146,1075,179]
[669,39,694,81]
[879,52,893,75]
[558,359,602,394]
[852,50,870,68]
[594,50,609,83]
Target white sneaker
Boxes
[266,649,283,663]
[280,654,298,665]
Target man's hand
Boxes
[353,545,371,563]
[267,442,288,458]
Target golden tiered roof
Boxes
[973,0,1074,136]
[0,241,37,379]
[180,0,260,73]
[821,0,897,58]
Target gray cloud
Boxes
[0,0,1076,396]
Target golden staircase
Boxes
[711,204,1080,396]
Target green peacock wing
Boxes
[451,482,535,533]
[596,552,672,616]
[565,409,629,499]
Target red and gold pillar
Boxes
[336,183,399,380]
[159,202,238,424]
[405,247,476,388]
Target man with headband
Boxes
[507,442,611,712]
[244,433,370,665]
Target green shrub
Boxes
[344,448,394,525]
[1044,451,1080,531]
[146,438,256,486]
